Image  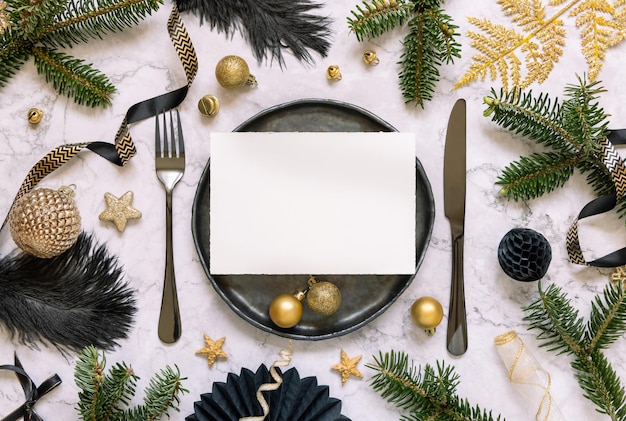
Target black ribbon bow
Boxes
[0,353,62,421]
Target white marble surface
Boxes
[1,1,626,420]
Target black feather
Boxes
[0,232,136,352]
[176,0,333,67]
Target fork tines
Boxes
[155,109,184,159]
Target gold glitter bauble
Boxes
[410,296,444,336]
[307,280,341,316]
[269,293,304,328]
[215,55,257,89]
[9,186,81,258]
[198,94,220,116]
[27,108,43,124]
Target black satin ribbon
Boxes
[0,353,62,421]
[567,129,626,267]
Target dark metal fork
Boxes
[155,109,184,343]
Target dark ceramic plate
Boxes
[191,98,435,340]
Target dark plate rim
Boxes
[191,98,435,340]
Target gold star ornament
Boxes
[331,349,363,385]
[610,266,626,286]
[98,191,142,232]
[196,334,228,367]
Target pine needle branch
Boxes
[32,46,115,107]
[524,281,626,420]
[367,350,504,420]
[74,346,188,421]
[40,0,162,48]
[483,75,625,213]
[347,0,461,107]
[347,0,414,42]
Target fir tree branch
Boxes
[32,46,115,107]
[367,350,504,420]
[11,0,67,40]
[74,345,106,420]
[347,0,414,42]
[0,34,31,87]
[524,282,626,420]
[496,151,578,200]
[40,0,162,48]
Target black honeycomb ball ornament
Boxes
[497,228,552,282]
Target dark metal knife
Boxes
[444,98,468,356]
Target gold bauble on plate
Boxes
[269,291,305,328]
[215,55,257,90]
[307,278,341,316]
[9,186,81,258]
[410,296,444,336]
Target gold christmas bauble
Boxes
[215,55,257,89]
[27,108,43,124]
[307,281,342,316]
[9,186,81,258]
[269,293,304,328]
[410,296,444,336]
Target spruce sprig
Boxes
[483,75,619,209]
[0,0,161,107]
[367,350,504,420]
[347,0,461,107]
[524,281,626,420]
[74,345,188,421]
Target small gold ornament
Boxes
[27,108,43,124]
[331,349,363,385]
[362,50,380,65]
[610,266,626,286]
[215,55,257,89]
[269,291,306,328]
[410,296,444,336]
[326,65,342,81]
[0,1,9,34]
[195,334,228,367]
[198,94,220,116]
[306,276,341,316]
[9,185,81,258]
[98,191,142,232]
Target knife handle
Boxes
[447,231,467,356]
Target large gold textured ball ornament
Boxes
[410,296,444,336]
[307,281,342,316]
[9,186,81,258]
[215,55,257,89]
[269,292,304,328]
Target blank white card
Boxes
[209,132,416,274]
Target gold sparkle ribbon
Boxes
[1,4,197,231]
[240,342,294,421]
[494,331,564,421]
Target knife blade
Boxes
[443,98,468,356]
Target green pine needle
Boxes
[484,75,626,222]
[74,346,187,421]
[0,0,161,107]
[33,46,115,107]
[347,0,461,107]
[524,281,626,420]
[367,350,504,420]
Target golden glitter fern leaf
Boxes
[458,0,626,91]
[457,0,567,91]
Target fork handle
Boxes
[158,190,182,343]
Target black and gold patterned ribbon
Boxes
[567,131,626,267]
[0,353,62,421]
[2,4,197,229]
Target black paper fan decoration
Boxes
[497,228,552,282]
[186,364,350,421]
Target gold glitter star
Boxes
[98,191,142,232]
[196,334,228,367]
[331,349,363,385]
[610,266,626,286]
